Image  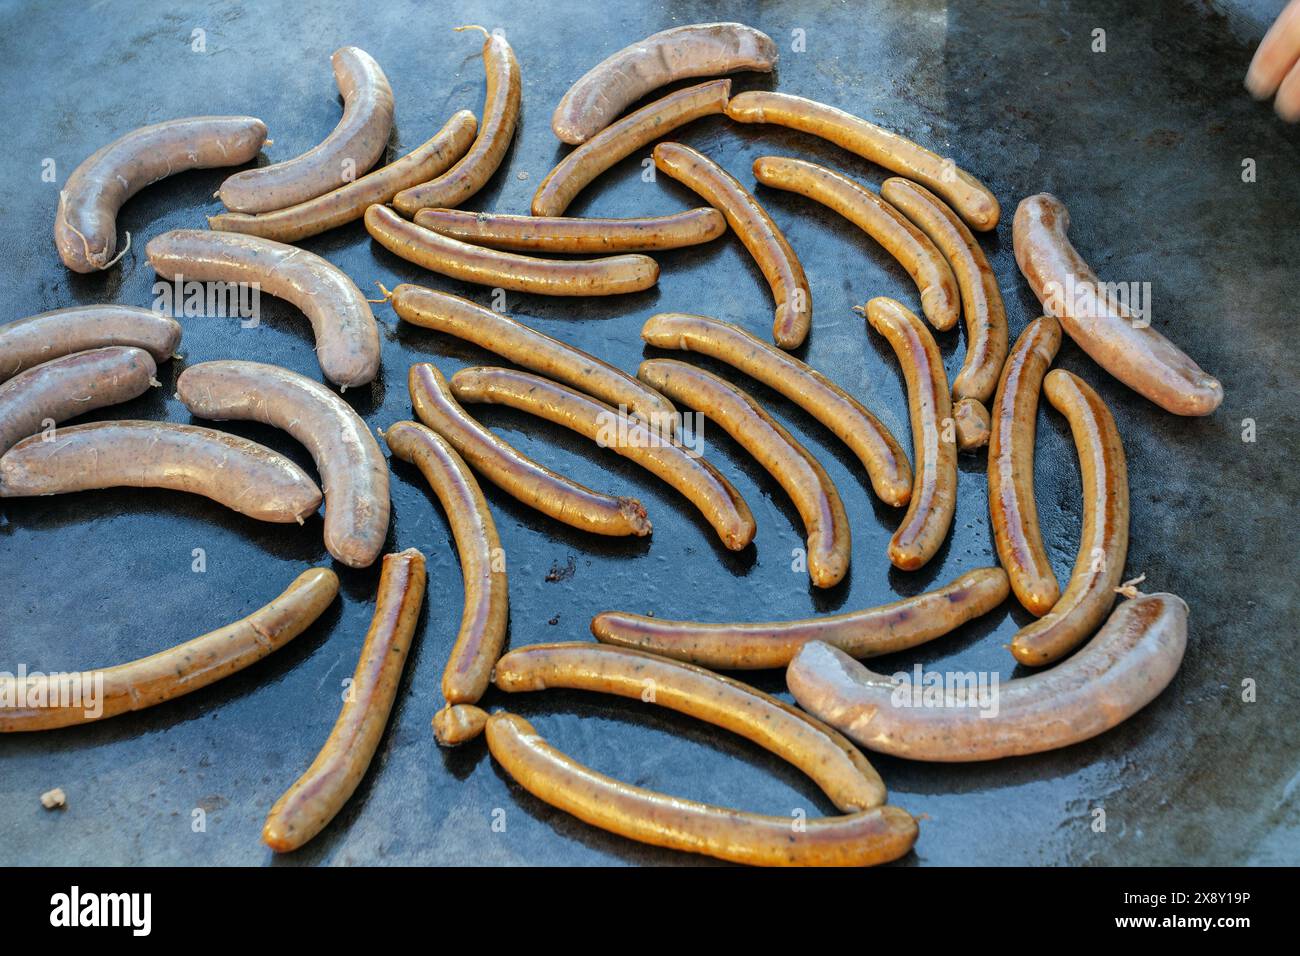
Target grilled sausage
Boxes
[414,206,726,253]
[432,703,490,747]
[953,397,990,451]
[0,306,180,384]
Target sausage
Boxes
[0,568,338,732]
[726,91,999,231]
[638,359,850,587]
[382,421,508,710]
[54,116,267,273]
[640,312,912,507]
[1009,369,1129,666]
[432,703,490,747]
[493,642,886,811]
[591,566,1009,670]
[218,47,393,214]
[653,143,812,349]
[408,363,650,538]
[550,23,776,144]
[486,712,917,866]
[0,347,158,456]
[953,397,990,451]
[262,549,425,851]
[752,157,959,332]
[532,80,732,217]
[147,230,380,389]
[413,206,726,253]
[208,110,477,242]
[385,283,677,430]
[1013,194,1223,416]
[176,360,390,568]
[0,307,179,385]
[858,297,956,571]
[988,316,1063,615]
[787,592,1187,762]
[881,177,1009,397]
[448,367,755,551]
[365,204,659,296]
[0,420,322,524]
[392,26,520,216]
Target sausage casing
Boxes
[0,306,180,384]
[413,206,726,253]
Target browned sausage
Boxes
[413,206,726,253]
[0,306,180,384]
[432,704,490,747]
[953,396,990,451]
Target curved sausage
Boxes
[953,397,990,451]
[383,421,508,710]
[365,204,659,296]
[208,110,476,242]
[551,23,776,144]
[176,360,390,568]
[392,26,520,215]
[486,712,917,866]
[881,177,1008,397]
[218,47,394,214]
[408,363,649,538]
[640,312,911,507]
[449,367,755,551]
[146,229,380,388]
[1009,369,1129,666]
[988,316,1063,615]
[0,567,338,732]
[532,80,732,217]
[638,359,849,587]
[432,703,490,747]
[0,347,158,455]
[0,421,322,524]
[752,157,959,331]
[494,642,886,811]
[54,116,267,273]
[726,91,999,231]
[858,297,956,571]
[787,592,1187,762]
[654,143,811,349]
[263,549,425,851]
[386,283,676,429]
[414,206,726,253]
[0,307,179,384]
[592,566,1009,670]
[1013,194,1223,416]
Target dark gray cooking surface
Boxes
[1,0,1296,866]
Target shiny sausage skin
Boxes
[392,26,520,215]
[147,229,380,388]
[383,421,508,708]
[726,91,999,231]
[592,566,1009,670]
[1010,369,1129,666]
[55,116,266,272]
[177,361,390,568]
[0,421,322,523]
[640,312,912,507]
[0,568,338,732]
[0,306,179,384]
[432,703,490,747]
[654,143,812,349]
[532,80,732,217]
[486,712,918,867]
[414,206,726,253]
[0,347,157,455]
[551,23,776,144]
[860,298,956,571]
[881,177,1008,399]
[208,110,476,242]
[449,367,755,551]
[638,359,850,587]
[387,283,676,430]
[409,363,650,538]
[494,642,886,811]
[365,204,659,296]
[952,397,990,452]
[262,549,425,851]
[219,47,394,214]
[753,157,959,332]
[988,316,1063,615]
[787,593,1187,762]
[1013,194,1223,416]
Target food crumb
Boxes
[40,788,67,810]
